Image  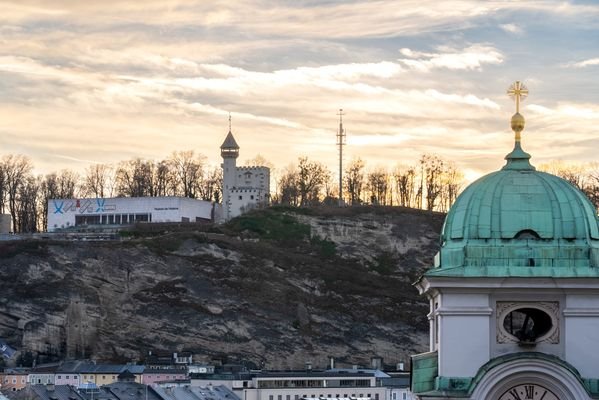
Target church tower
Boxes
[221,116,240,221]
[411,82,599,400]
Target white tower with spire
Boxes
[220,116,270,221]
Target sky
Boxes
[0,0,598,182]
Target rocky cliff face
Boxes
[0,206,444,369]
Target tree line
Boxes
[539,161,599,208]
[273,154,464,212]
[2,151,598,234]
[0,151,221,233]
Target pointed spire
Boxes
[503,81,534,171]
[221,112,239,159]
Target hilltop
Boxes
[0,206,444,369]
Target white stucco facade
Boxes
[221,130,270,221]
[47,196,216,231]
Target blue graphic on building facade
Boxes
[96,198,106,212]
[53,201,64,214]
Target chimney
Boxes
[329,357,335,370]
[46,384,55,392]
[370,357,383,370]
[396,362,404,371]
[305,362,312,372]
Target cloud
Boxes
[568,58,599,68]
[499,23,523,34]
[398,45,504,72]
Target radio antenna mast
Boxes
[337,109,346,207]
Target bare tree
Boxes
[439,162,464,212]
[169,151,206,198]
[345,158,365,206]
[16,175,40,233]
[199,166,223,202]
[83,164,113,198]
[0,161,6,214]
[276,164,300,206]
[297,157,329,207]
[115,158,155,197]
[367,167,390,205]
[1,154,33,231]
[152,159,176,197]
[421,154,444,211]
[394,164,416,208]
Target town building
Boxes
[27,363,59,385]
[47,197,217,232]
[143,369,187,386]
[220,123,270,221]
[191,369,388,400]
[54,361,143,386]
[1,368,29,391]
[410,83,599,399]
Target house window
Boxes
[278,395,282,400]
[12,378,16,384]
[402,394,406,400]
[21,377,25,383]
[269,396,273,400]
[375,395,379,400]
[239,195,243,200]
[250,195,254,200]
[57,376,61,380]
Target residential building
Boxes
[143,369,187,386]
[1,368,29,391]
[187,365,215,375]
[28,363,59,385]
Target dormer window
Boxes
[514,229,540,240]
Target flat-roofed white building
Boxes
[191,370,388,400]
[47,197,218,232]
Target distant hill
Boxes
[0,206,444,369]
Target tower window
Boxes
[503,307,553,343]
[239,195,243,200]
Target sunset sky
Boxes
[1,0,598,182]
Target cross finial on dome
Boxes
[507,81,528,113]
[503,81,534,171]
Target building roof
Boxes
[255,369,384,379]
[144,369,187,375]
[0,339,16,359]
[28,385,84,400]
[425,111,599,279]
[220,131,239,150]
[152,385,238,400]
[56,362,144,375]
[106,382,163,400]
[29,363,61,374]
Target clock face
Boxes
[498,384,559,400]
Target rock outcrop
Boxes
[0,206,444,369]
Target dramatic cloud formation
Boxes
[0,0,598,182]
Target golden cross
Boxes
[507,81,528,113]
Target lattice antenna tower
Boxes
[337,109,346,207]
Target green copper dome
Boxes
[429,143,599,278]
